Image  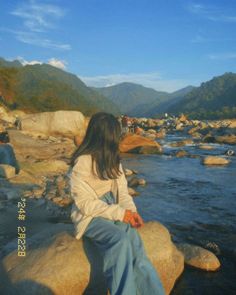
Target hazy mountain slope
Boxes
[144,86,195,117]
[93,82,169,115]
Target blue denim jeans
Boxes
[82,191,165,295]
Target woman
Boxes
[68,112,165,295]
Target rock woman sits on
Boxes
[68,112,165,295]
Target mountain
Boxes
[161,73,236,119]
[93,82,169,116]
[0,58,120,115]
[0,57,23,68]
[169,86,196,98]
[144,86,195,117]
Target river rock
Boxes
[52,196,73,207]
[199,144,214,150]
[170,139,194,147]
[124,168,134,176]
[0,164,16,179]
[20,110,85,138]
[2,222,184,295]
[128,187,140,196]
[175,150,188,158]
[188,126,200,135]
[177,243,220,271]
[147,118,156,128]
[119,134,162,154]
[147,128,156,134]
[138,178,146,185]
[203,135,216,143]
[203,156,230,165]
[175,123,184,131]
[215,135,236,145]
[178,114,188,123]
[191,132,203,139]
[156,129,166,138]
[143,132,156,140]
[128,177,146,187]
[225,150,235,156]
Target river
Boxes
[122,133,236,295]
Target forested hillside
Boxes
[0,58,120,115]
[163,73,236,119]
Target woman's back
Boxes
[74,154,113,198]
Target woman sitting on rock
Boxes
[68,112,165,295]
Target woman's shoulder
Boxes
[73,154,92,170]
[75,154,92,163]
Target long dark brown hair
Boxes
[70,112,122,180]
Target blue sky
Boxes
[0,0,236,92]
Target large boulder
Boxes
[20,111,85,138]
[119,134,162,154]
[2,222,184,295]
[19,160,69,176]
[7,130,75,162]
[177,243,220,271]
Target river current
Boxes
[122,133,236,295]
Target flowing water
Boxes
[122,134,236,295]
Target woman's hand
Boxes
[132,212,144,228]
[123,210,144,228]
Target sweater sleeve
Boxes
[70,156,126,221]
[117,163,137,213]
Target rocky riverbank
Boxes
[1,107,234,294]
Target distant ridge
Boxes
[1,57,235,119]
[0,57,120,115]
[93,82,169,115]
[159,73,236,119]
[94,73,236,119]
[0,57,23,68]
[144,86,196,117]
[94,83,194,117]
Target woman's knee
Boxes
[114,227,130,243]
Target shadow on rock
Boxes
[0,259,54,295]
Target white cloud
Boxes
[208,53,236,60]
[14,31,71,50]
[187,3,236,23]
[191,34,234,44]
[16,56,68,70]
[48,58,67,70]
[80,72,195,92]
[7,1,71,50]
[17,56,42,65]
[11,0,65,32]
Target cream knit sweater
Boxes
[68,154,137,240]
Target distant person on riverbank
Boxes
[121,114,129,134]
[0,138,20,174]
[68,112,165,295]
